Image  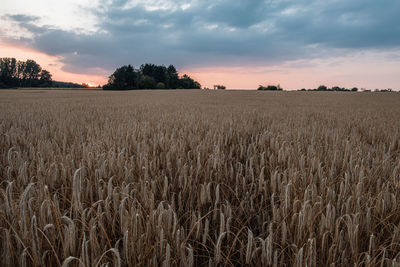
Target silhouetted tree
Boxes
[40,70,52,87]
[298,86,360,92]
[154,65,169,85]
[0,57,53,88]
[103,63,201,90]
[0,58,18,87]
[103,65,139,90]
[214,85,226,90]
[258,84,283,91]
[167,65,179,89]
[140,64,156,77]
[178,74,201,89]
[24,59,42,87]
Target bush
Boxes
[156,82,165,89]
[139,75,156,89]
[258,85,283,91]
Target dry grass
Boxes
[1,89,400,266]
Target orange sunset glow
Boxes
[0,41,107,86]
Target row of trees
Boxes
[103,64,201,90]
[0,58,52,88]
[257,84,283,91]
[299,85,358,91]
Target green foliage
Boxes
[104,63,201,90]
[104,65,139,90]
[178,74,201,89]
[139,75,156,89]
[0,57,52,88]
[167,65,179,89]
[156,82,165,89]
[51,81,82,88]
[258,84,283,91]
[298,86,361,92]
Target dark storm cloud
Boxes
[3,0,400,74]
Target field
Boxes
[1,89,400,266]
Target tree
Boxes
[139,75,156,89]
[258,84,283,91]
[103,65,139,90]
[40,70,52,87]
[24,59,42,87]
[317,85,327,91]
[167,65,179,89]
[139,64,169,86]
[178,74,201,89]
[140,64,156,78]
[214,85,226,90]
[154,65,169,85]
[17,61,27,85]
[351,87,358,92]
[103,63,201,90]
[156,82,165,89]
[0,57,52,88]
[0,58,18,87]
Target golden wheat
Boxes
[1,89,400,266]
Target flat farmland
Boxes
[1,89,400,266]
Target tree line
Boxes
[299,85,358,91]
[0,57,52,88]
[257,84,283,91]
[103,64,201,90]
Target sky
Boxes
[1,0,400,90]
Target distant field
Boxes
[1,90,399,266]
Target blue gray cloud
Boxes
[2,0,400,74]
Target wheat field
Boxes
[1,89,399,266]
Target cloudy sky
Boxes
[1,0,400,89]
